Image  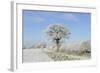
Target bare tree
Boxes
[46,24,70,52]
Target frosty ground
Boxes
[23,49,53,62]
[23,48,90,62]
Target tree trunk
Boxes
[56,43,59,52]
[56,39,60,52]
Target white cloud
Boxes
[34,16,45,23]
[61,13,80,22]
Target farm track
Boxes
[23,49,53,62]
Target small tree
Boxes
[46,24,70,52]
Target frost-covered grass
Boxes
[45,51,90,61]
[46,52,79,61]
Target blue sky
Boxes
[22,10,91,48]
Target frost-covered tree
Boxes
[46,24,70,52]
[80,40,91,53]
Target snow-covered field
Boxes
[23,49,53,62]
[23,48,90,62]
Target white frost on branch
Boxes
[45,23,70,51]
[46,24,70,40]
